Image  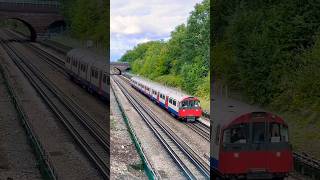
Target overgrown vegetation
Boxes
[60,0,109,47]
[119,0,210,110]
[212,0,320,157]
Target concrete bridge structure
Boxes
[0,1,65,41]
[110,62,130,72]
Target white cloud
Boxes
[110,0,203,61]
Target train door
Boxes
[165,96,169,109]
[157,92,160,103]
[249,118,268,171]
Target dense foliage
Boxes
[212,0,320,111]
[60,0,109,47]
[120,0,210,101]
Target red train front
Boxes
[219,112,293,179]
[178,97,202,121]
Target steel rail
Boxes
[186,123,210,142]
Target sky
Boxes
[110,0,203,62]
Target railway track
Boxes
[112,76,210,179]
[0,33,109,179]
[4,30,66,73]
[186,122,210,142]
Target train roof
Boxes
[67,48,109,71]
[212,96,285,128]
[131,76,195,101]
[67,48,107,63]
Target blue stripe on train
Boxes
[168,106,178,116]
[211,157,219,168]
[159,101,166,108]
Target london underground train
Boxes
[130,76,202,122]
[65,48,109,99]
[211,96,293,180]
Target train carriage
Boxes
[130,76,202,121]
[65,48,109,100]
[211,96,293,180]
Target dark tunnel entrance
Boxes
[47,20,66,34]
[3,18,37,41]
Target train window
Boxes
[280,125,289,142]
[215,125,221,145]
[91,69,94,77]
[107,77,110,85]
[269,123,281,142]
[252,122,266,143]
[223,124,249,144]
[169,98,172,104]
[181,99,200,109]
[95,71,98,78]
[103,74,106,83]
[173,100,176,106]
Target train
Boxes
[130,76,202,122]
[211,96,293,180]
[65,48,109,99]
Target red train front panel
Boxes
[218,112,293,179]
[219,150,293,177]
[178,97,202,120]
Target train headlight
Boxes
[234,153,239,158]
[182,109,185,112]
[276,152,281,157]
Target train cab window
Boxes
[269,123,281,142]
[169,99,172,104]
[252,122,266,143]
[173,100,176,106]
[91,69,94,77]
[181,99,200,109]
[280,125,289,142]
[223,124,249,144]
